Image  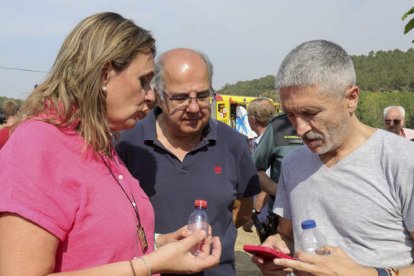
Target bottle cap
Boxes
[301,219,316,229]
[194,199,207,208]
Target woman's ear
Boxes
[100,62,115,96]
[345,85,359,115]
[100,62,114,87]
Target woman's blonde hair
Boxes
[18,12,155,155]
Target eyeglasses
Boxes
[384,119,401,125]
[163,88,215,109]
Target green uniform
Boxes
[253,113,303,210]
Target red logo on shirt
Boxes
[214,166,222,174]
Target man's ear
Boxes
[345,85,359,115]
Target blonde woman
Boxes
[0,12,220,276]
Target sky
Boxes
[0,0,412,99]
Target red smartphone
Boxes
[243,244,296,261]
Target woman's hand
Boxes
[155,225,213,248]
[154,225,191,248]
[147,229,222,274]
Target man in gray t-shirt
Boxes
[276,130,414,268]
[254,40,414,276]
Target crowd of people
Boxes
[1,11,414,276]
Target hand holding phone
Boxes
[243,244,296,261]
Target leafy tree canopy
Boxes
[218,48,414,95]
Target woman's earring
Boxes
[102,86,107,92]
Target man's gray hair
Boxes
[153,49,214,101]
[275,40,356,98]
[383,106,405,118]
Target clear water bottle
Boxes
[299,219,328,255]
[187,199,209,254]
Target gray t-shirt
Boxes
[274,129,414,267]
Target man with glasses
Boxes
[383,105,414,140]
[117,48,260,276]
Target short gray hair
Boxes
[153,49,213,101]
[275,40,356,98]
[383,106,405,118]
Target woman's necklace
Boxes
[99,154,148,253]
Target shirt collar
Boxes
[141,107,159,142]
[254,133,263,145]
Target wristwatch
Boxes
[374,267,388,276]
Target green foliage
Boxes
[0,96,24,108]
[219,48,414,96]
[352,48,414,91]
[356,90,414,129]
[219,75,279,101]
[402,6,414,43]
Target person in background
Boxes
[242,98,276,233]
[0,99,19,149]
[0,110,5,124]
[117,48,260,276]
[235,105,257,143]
[383,105,414,140]
[251,110,303,243]
[0,12,221,276]
[254,40,414,276]
[246,98,276,153]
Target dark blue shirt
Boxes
[117,108,260,276]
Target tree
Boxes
[402,6,414,43]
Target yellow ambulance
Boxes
[211,94,281,128]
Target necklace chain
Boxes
[99,154,148,253]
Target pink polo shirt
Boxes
[0,120,155,272]
[402,128,414,140]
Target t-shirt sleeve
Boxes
[273,162,291,219]
[0,121,80,241]
[395,146,414,232]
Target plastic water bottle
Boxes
[299,219,328,255]
[187,199,209,254]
